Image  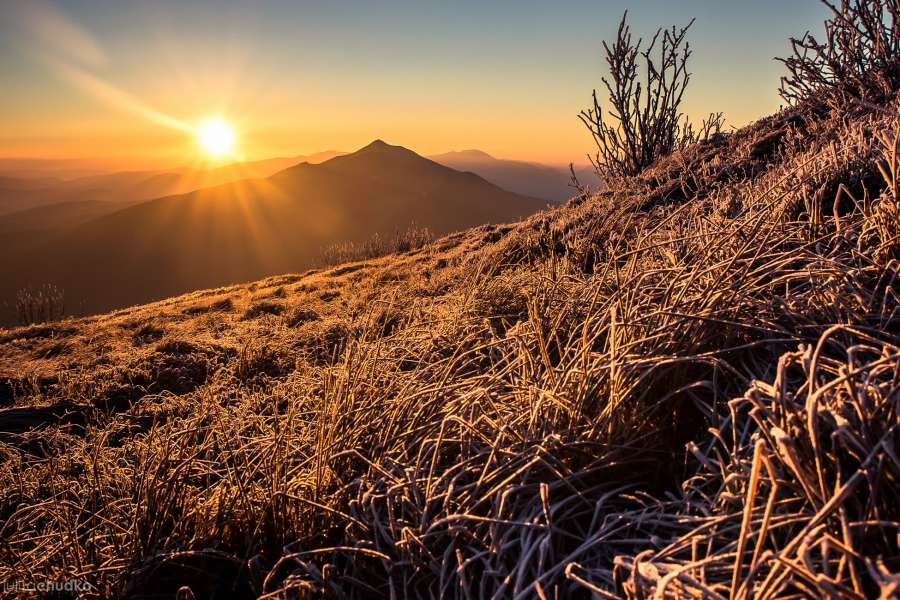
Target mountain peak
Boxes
[337,139,422,162]
[359,139,394,152]
[429,149,496,161]
[457,149,495,160]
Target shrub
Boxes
[779,0,900,109]
[16,284,65,326]
[579,12,723,178]
[320,225,433,267]
[393,225,432,253]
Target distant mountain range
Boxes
[0,158,115,181]
[0,149,597,223]
[0,151,343,218]
[429,150,599,202]
[0,141,546,321]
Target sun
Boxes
[197,118,235,157]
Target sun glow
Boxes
[197,118,235,157]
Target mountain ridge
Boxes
[428,149,597,201]
[0,152,345,218]
[0,140,546,322]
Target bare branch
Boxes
[580,13,722,179]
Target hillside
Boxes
[429,149,599,201]
[0,97,897,599]
[0,141,545,321]
[0,175,107,216]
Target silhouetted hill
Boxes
[0,141,544,321]
[0,158,109,181]
[0,200,140,236]
[0,176,103,216]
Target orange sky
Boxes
[0,1,828,170]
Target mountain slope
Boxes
[0,200,142,236]
[0,141,545,321]
[0,175,105,216]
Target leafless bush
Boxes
[16,283,65,325]
[320,224,433,266]
[580,12,724,178]
[393,224,433,253]
[779,0,900,108]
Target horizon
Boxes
[0,139,587,179]
[0,0,829,170]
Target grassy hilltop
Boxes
[1,3,900,599]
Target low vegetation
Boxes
[15,283,65,326]
[320,224,433,266]
[0,3,898,599]
[780,0,900,108]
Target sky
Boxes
[0,0,829,169]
